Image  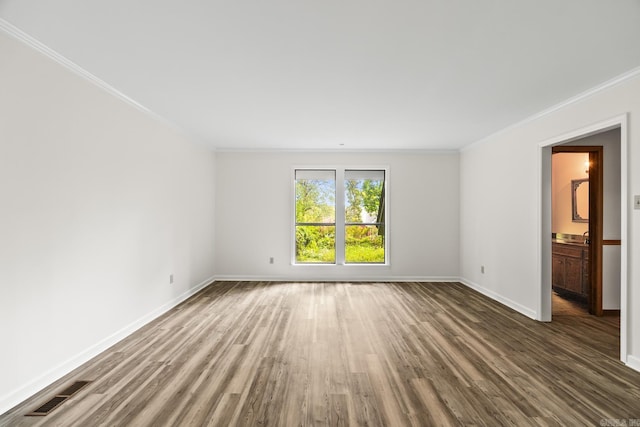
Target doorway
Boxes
[539,115,627,363]
[551,146,603,316]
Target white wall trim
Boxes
[537,115,626,148]
[619,115,629,364]
[0,18,211,150]
[213,275,460,283]
[214,147,459,155]
[537,114,629,364]
[459,278,538,320]
[537,144,552,322]
[626,355,640,373]
[463,66,640,153]
[0,276,215,416]
[0,20,151,118]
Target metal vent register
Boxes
[26,381,91,416]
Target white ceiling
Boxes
[2,1,640,151]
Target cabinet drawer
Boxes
[552,243,586,258]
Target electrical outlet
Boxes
[169,274,174,284]
[269,257,274,264]
[481,266,485,274]
[635,195,640,210]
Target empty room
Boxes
[2,1,640,425]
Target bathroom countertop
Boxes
[552,233,589,246]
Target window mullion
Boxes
[335,167,346,265]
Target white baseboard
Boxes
[459,278,537,320]
[213,275,460,283]
[626,355,640,373]
[0,275,547,415]
[0,275,215,416]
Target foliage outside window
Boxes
[295,170,336,263]
[344,170,385,263]
[295,168,386,264]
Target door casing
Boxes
[538,113,627,363]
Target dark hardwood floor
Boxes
[1,282,638,426]
[552,291,620,360]
[552,291,590,316]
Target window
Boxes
[344,170,385,263]
[294,170,336,263]
[294,168,387,264]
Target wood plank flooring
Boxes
[1,281,639,426]
[551,292,620,360]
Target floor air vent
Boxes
[26,380,91,416]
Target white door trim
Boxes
[537,114,628,364]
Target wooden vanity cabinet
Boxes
[552,242,589,300]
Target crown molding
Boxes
[6,16,637,155]
[461,65,640,152]
[0,18,214,149]
[213,147,459,154]
[0,19,459,155]
[0,19,154,115]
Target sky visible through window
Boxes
[295,169,385,264]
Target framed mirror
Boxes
[571,178,589,223]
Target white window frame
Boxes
[292,166,390,266]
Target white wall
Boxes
[460,72,640,368]
[215,151,459,281]
[2,11,638,415]
[0,31,216,413]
